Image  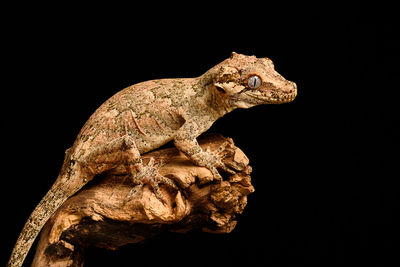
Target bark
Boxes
[32,134,254,267]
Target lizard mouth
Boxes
[243,90,297,104]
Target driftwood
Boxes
[32,134,254,267]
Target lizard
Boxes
[8,52,297,267]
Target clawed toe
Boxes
[218,163,236,175]
[124,160,178,205]
[123,183,144,205]
[126,183,143,199]
[148,175,178,204]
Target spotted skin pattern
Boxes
[8,52,297,267]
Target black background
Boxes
[2,2,398,266]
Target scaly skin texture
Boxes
[8,52,297,267]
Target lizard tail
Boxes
[8,151,88,267]
[7,180,71,267]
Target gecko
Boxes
[8,52,297,267]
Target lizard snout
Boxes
[284,81,297,101]
[274,80,297,103]
[290,81,297,95]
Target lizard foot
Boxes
[125,157,178,204]
[192,148,235,182]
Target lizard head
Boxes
[212,52,297,109]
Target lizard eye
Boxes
[247,75,262,89]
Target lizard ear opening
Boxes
[213,66,245,94]
[214,82,245,94]
[215,84,227,93]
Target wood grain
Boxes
[32,135,254,267]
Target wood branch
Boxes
[32,134,254,267]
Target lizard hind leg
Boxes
[82,134,143,178]
[125,157,178,204]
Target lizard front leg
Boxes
[173,120,226,181]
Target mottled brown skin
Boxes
[8,52,297,267]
